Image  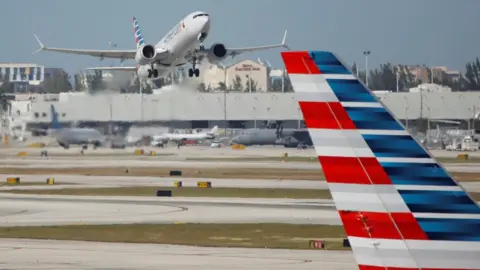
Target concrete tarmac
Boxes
[0,193,340,226]
[1,174,479,192]
[0,238,356,270]
[0,158,479,173]
[3,145,480,159]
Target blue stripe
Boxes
[362,134,430,158]
[417,218,480,241]
[308,51,351,75]
[344,107,403,130]
[380,162,457,186]
[326,79,376,103]
[399,190,480,214]
[135,26,140,31]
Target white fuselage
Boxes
[139,11,210,78]
[153,132,215,142]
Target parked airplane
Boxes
[47,105,105,149]
[152,126,218,144]
[33,11,289,80]
[230,127,312,148]
[281,50,480,269]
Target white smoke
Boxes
[153,61,210,95]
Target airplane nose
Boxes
[201,17,210,32]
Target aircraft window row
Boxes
[193,13,209,19]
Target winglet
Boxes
[32,34,46,54]
[281,30,290,51]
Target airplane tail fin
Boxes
[133,16,145,49]
[209,126,219,135]
[50,104,62,130]
[281,50,480,270]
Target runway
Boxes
[1,157,480,174]
[0,146,479,269]
[1,173,479,192]
[3,145,480,159]
[0,238,356,270]
[0,193,339,226]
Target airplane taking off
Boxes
[48,105,105,149]
[33,11,289,80]
[282,50,480,269]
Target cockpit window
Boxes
[193,13,209,19]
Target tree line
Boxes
[1,57,479,102]
[352,58,480,91]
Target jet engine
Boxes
[207,43,228,63]
[135,45,157,65]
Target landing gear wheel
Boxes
[153,69,159,78]
[188,57,198,78]
[147,69,152,78]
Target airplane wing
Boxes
[190,30,289,62]
[225,30,290,58]
[32,34,137,60]
[281,50,480,270]
[85,66,137,71]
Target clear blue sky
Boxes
[2,0,479,75]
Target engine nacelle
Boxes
[135,45,157,65]
[207,43,228,63]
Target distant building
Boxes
[203,59,269,92]
[405,65,460,84]
[202,64,226,91]
[226,60,269,92]
[0,63,45,92]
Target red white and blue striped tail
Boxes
[281,51,480,270]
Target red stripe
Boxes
[319,157,391,185]
[391,213,428,240]
[359,266,475,270]
[329,102,357,129]
[319,156,372,184]
[358,158,392,185]
[299,102,340,129]
[339,211,402,239]
[339,211,428,240]
[299,102,356,130]
[281,51,321,74]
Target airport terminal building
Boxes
[7,89,480,132]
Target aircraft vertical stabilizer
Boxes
[50,104,62,130]
[281,50,480,270]
[133,16,145,49]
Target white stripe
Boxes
[348,236,480,269]
[340,102,383,108]
[295,91,339,102]
[309,129,374,158]
[322,74,356,80]
[395,185,462,191]
[413,212,480,219]
[358,130,410,136]
[328,183,410,212]
[377,157,436,163]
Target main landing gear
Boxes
[188,57,200,77]
[147,63,159,78]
